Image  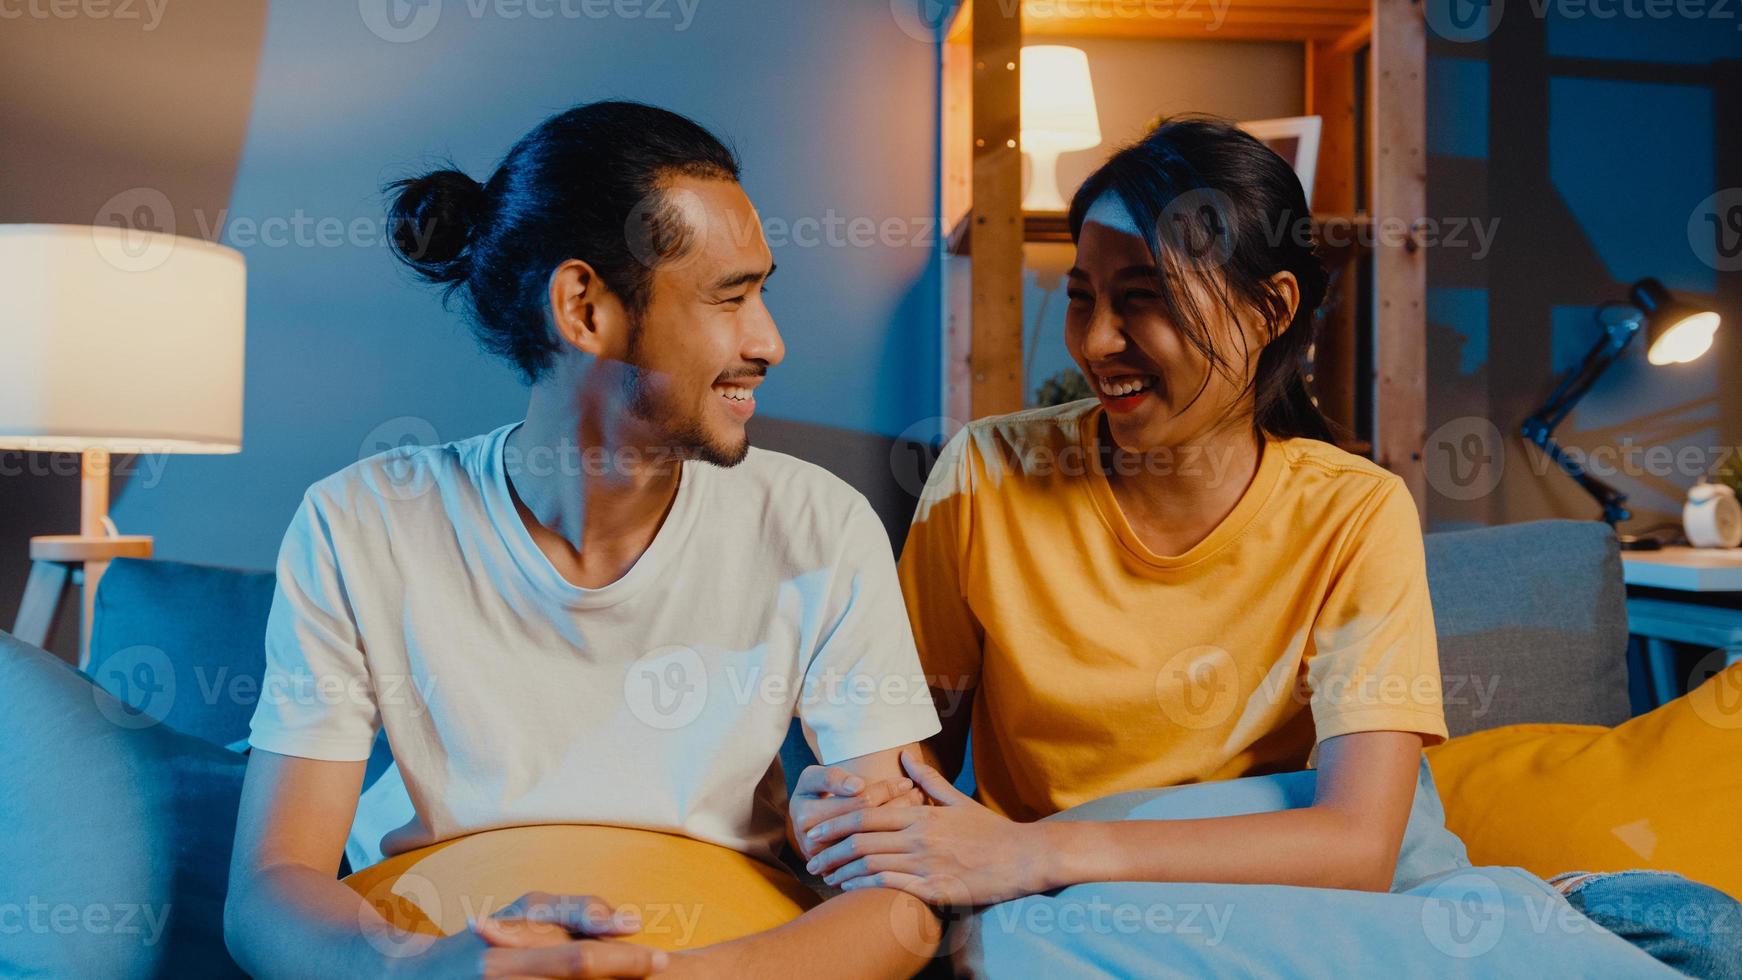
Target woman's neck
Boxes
[1103,416,1264,558]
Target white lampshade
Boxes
[1646,310,1720,365]
[1020,45,1102,212]
[0,224,246,454]
[1020,45,1102,153]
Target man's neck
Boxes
[505,380,683,590]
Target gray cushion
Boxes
[1424,520,1631,737]
[0,628,247,979]
[90,557,275,750]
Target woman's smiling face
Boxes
[1065,192,1284,456]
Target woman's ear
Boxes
[1268,270,1301,337]
[1249,270,1301,347]
[547,259,633,359]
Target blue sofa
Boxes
[0,520,1639,977]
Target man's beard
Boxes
[620,328,751,468]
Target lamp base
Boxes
[1022,147,1070,213]
[1616,534,1664,551]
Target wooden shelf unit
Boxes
[946,211,1374,253]
[941,0,1427,509]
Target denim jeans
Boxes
[1555,870,1742,979]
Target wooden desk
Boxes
[1621,547,1742,705]
[1622,546,1742,591]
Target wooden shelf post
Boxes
[1371,0,1429,513]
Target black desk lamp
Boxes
[1521,278,1722,550]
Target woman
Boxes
[790,117,1739,979]
[797,116,1439,904]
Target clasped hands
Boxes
[788,748,1054,909]
[395,890,675,979]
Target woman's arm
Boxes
[1035,730,1422,893]
[806,731,1423,906]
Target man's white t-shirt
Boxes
[248,421,941,863]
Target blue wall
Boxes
[113,0,942,569]
[1424,3,1741,530]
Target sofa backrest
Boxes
[87,519,1633,753]
[1423,520,1632,736]
[88,557,274,750]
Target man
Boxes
[224,101,940,978]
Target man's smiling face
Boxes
[618,175,783,467]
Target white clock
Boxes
[1684,482,1742,549]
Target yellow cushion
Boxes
[343,825,818,951]
[1425,660,1742,900]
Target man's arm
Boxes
[673,745,941,979]
[919,685,972,782]
[225,750,664,979]
[225,749,406,976]
[665,885,936,979]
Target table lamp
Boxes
[1020,44,1102,213]
[0,224,245,665]
[1521,277,1721,549]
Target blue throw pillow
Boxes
[0,629,248,978]
[88,557,276,750]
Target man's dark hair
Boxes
[387,100,740,382]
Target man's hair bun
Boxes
[386,167,487,284]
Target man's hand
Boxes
[389,891,670,978]
[788,764,922,861]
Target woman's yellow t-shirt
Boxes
[898,400,1448,822]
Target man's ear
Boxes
[547,259,633,359]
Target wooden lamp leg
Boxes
[11,560,72,650]
[80,447,111,670]
[11,448,153,667]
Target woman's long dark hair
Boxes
[386,101,740,383]
[1067,115,1335,443]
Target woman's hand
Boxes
[788,764,920,861]
[802,749,1052,907]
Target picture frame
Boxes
[1237,115,1323,208]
